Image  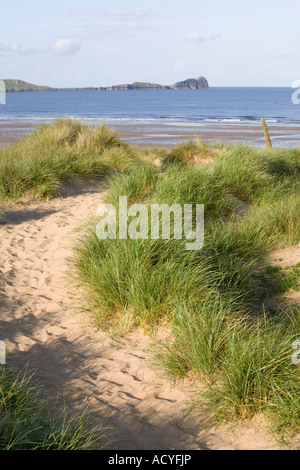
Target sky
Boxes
[0,0,299,87]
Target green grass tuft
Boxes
[0,366,108,450]
[1,126,299,444]
[72,142,300,441]
[0,119,138,201]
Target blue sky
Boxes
[0,0,299,87]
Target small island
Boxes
[100,76,209,90]
[1,76,209,92]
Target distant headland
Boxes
[1,76,209,92]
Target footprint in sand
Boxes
[0,189,282,451]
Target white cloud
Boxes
[58,7,162,21]
[0,42,39,55]
[11,42,22,52]
[52,7,164,39]
[53,39,81,56]
[188,31,222,43]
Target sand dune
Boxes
[0,181,280,450]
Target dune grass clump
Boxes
[215,146,300,204]
[201,309,300,433]
[73,142,300,440]
[104,161,164,208]
[0,119,138,201]
[1,125,298,443]
[162,139,225,166]
[0,367,107,450]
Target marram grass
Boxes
[0,366,108,450]
[72,140,300,443]
[0,119,138,201]
[1,123,299,444]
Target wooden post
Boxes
[261,119,272,148]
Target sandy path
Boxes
[0,182,280,450]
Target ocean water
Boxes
[1,87,300,147]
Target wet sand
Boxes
[1,120,300,148]
[0,122,36,149]
[116,123,300,147]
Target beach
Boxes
[0,118,299,450]
[0,180,283,450]
[0,0,300,454]
[0,122,36,149]
[2,0,300,454]
[1,119,300,148]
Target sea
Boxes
[1,87,300,147]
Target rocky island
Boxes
[2,79,54,92]
[100,76,209,90]
[2,76,209,92]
